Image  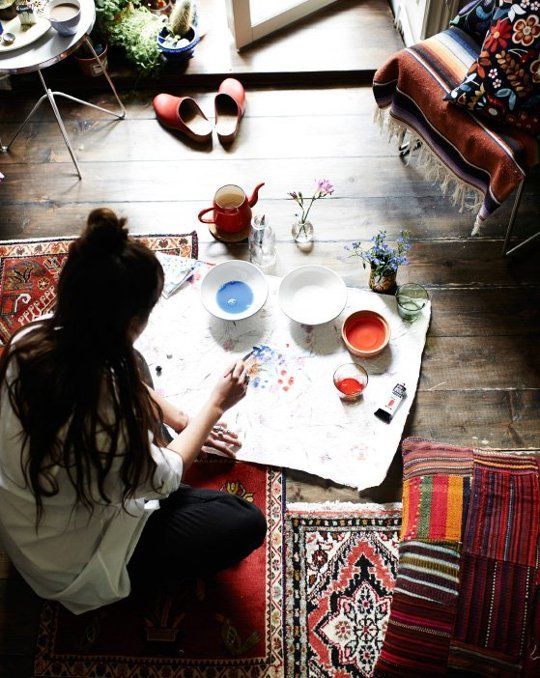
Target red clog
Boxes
[214,78,246,144]
[153,93,212,143]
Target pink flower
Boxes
[316,178,334,196]
[288,191,299,200]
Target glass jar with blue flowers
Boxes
[346,230,411,293]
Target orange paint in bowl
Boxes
[342,310,390,358]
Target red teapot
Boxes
[198,183,264,234]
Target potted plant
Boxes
[96,0,165,75]
[346,230,411,293]
[157,0,199,60]
[74,34,109,78]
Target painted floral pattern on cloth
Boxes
[248,344,295,392]
[447,1,540,135]
[286,508,401,677]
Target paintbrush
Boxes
[225,347,258,377]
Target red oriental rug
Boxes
[34,460,285,677]
[285,503,401,678]
[0,233,198,349]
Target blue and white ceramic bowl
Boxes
[201,261,269,321]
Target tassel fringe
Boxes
[375,106,484,232]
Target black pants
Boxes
[129,351,266,588]
[128,485,267,589]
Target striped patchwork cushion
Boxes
[374,438,540,676]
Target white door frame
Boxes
[225,0,340,49]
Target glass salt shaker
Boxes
[249,214,276,270]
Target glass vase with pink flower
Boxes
[288,179,334,244]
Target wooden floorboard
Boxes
[0,81,539,675]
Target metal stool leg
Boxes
[84,36,126,118]
[52,37,126,120]
[1,93,48,152]
[502,179,540,256]
[38,70,82,179]
[1,43,125,174]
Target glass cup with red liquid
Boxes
[333,363,368,401]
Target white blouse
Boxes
[0,327,183,615]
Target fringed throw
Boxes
[372,28,538,236]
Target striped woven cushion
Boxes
[375,438,540,676]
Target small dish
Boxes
[201,260,269,321]
[0,15,50,52]
[342,310,390,358]
[278,265,347,325]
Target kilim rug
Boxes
[34,460,285,677]
[285,502,401,678]
[0,233,198,348]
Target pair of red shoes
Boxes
[153,78,246,144]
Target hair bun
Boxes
[83,208,128,255]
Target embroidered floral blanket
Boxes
[373,26,539,234]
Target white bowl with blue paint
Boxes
[278,265,347,325]
[201,261,269,321]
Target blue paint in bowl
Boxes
[216,280,254,314]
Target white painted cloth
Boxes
[136,264,430,491]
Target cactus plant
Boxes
[169,0,192,37]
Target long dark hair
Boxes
[0,209,165,524]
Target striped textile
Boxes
[449,641,523,677]
[375,439,540,676]
[394,541,460,606]
[464,455,539,567]
[401,438,473,480]
[452,554,534,659]
[375,594,455,675]
[373,27,539,231]
[401,475,468,542]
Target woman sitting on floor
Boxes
[0,209,266,615]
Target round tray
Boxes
[0,16,51,54]
[208,222,250,244]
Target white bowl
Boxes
[201,261,269,320]
[278,265,347,325]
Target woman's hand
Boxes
[208,360,249,415]
[202,422,242,458]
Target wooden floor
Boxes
[0,82,539,674]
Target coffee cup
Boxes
[46,0,81,37]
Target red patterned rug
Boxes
[285,503,401,678]
[0,233,198,348]
[34,460,285,677]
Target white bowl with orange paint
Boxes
[341,310,390,358]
